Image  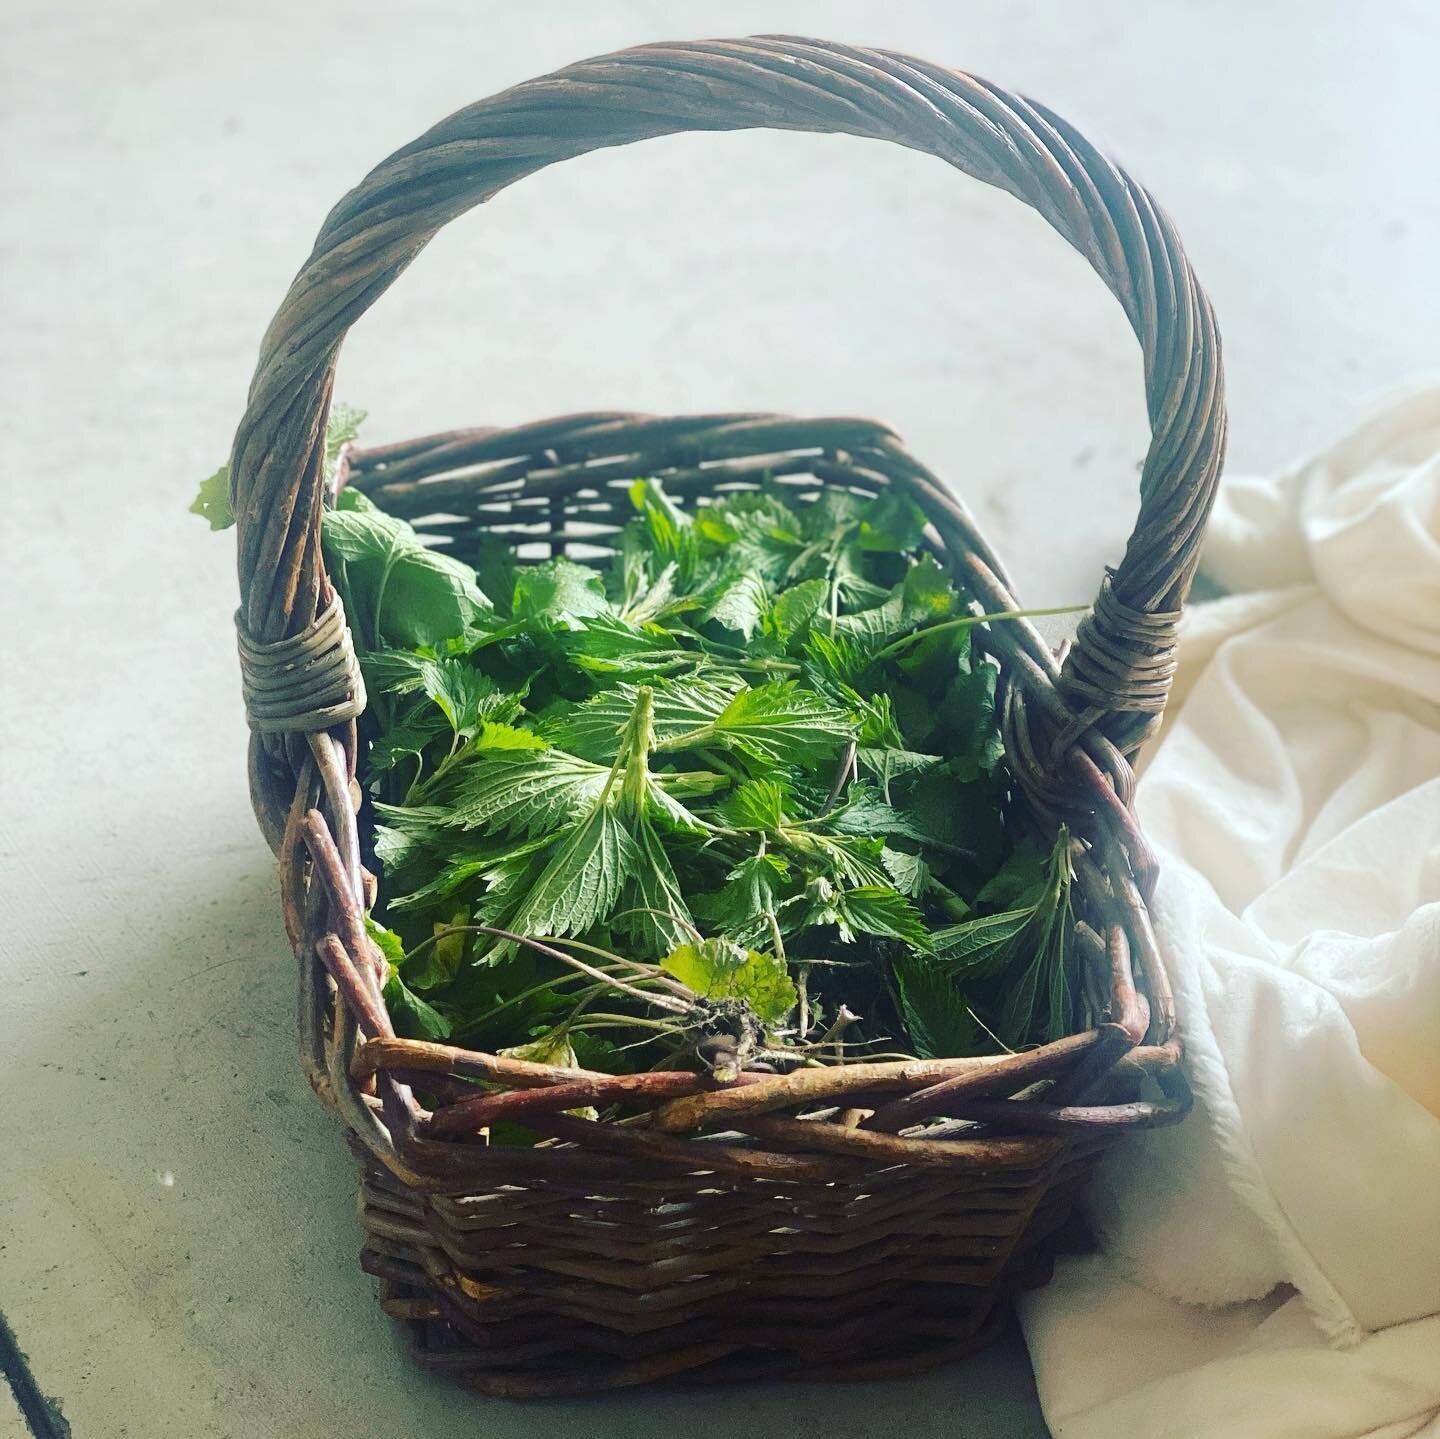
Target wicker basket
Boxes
[229,38,1224,1397]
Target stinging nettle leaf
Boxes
[512,557,612,625]
[670,681,857,767]
[700,568,769,640]
[497,805,640,946]
[892,952,980,1059]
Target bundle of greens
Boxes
[196,411,1084,1094]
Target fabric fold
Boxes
[1019,381,1440,1438]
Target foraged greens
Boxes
[196,409,1086,1099]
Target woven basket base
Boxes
[351,1137,1097,1397]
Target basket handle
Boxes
[230,35,1224,760]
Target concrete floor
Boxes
[2,2,1438,1435]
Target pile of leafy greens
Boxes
[196,409,1083,1100]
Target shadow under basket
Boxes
[228,39,1225,1398]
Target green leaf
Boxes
[893,952,980,1059]
[694,492,803,583]
[715,778,788,831]
[498,1030,581,1069]
[372,803,447,873]
[474,535,520,618]
[629,478,699,582]
[552,615,682,674]
[660,938,796,1027]
[367,705,448,774]
[498,806,640,944]
[189,465,234,530]
[767,577,831,649]
[976,840,1051,911]
[856,745,942,786]
[385,832,555,914]
[930,908,1032,980]
[675,681,857,767]
[828,782,933,844]
[444,748,613,838]
[781,830,891,889]
[322,502,492,649]
[937,656,1002,781]
[383,970,452,1041]
[856,491,928,553]
[833,885,931,949]
[690,854,789,949]
[402,907,470,990]
[802,630,874,689]
[899,553,959,624]
[364,915,406,972]
[362,650,512,739]
[569,1032,634,1075]
[512,557,612,625]
[541,676,742,761]
[881,847,931,899]
[700,569,769,640]
[618,811,695,957]
[473,721,547,751]
[325,403,368,471]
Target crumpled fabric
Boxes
[1018,382,1440,1439]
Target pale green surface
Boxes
[3,2,1438,1435]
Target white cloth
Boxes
[1019,382,1440,1439]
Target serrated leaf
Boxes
[512,557,612,625]
[541,676,742,761]
[364,915,406,973]
[767,577,831,648]
[362,649,512,740]
[322,503,492,649]
[677,681,857,767]
[694,492,803,583]
[498,806,640,944]
[372,803,447,873]
[856,491,928,553]
[701,569,768,640]
[715,778,787,831]
[802,630,874,689]
[385,832,555,914]
[930,908,1031,979]
[618,811,695,956]
[833,885,931,949]
[856,745,942,786]
[660,938,796,1027]
[893,952,980,1059]
[881,847,931,898]
[690,853,789,949]
[473,721,547,751]
[828,782,932,844]
[782,830,891,889]
[629,478,699,582]
[553,614,682,674]
[445,749,612,837]
[325,402,368,471]
[367,706,449,774]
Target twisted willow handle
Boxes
[230,35,1225,763]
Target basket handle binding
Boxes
[231,35,1225,789]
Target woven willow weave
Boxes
[227,38,1224,1397]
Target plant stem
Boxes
[872,603,1087,664]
